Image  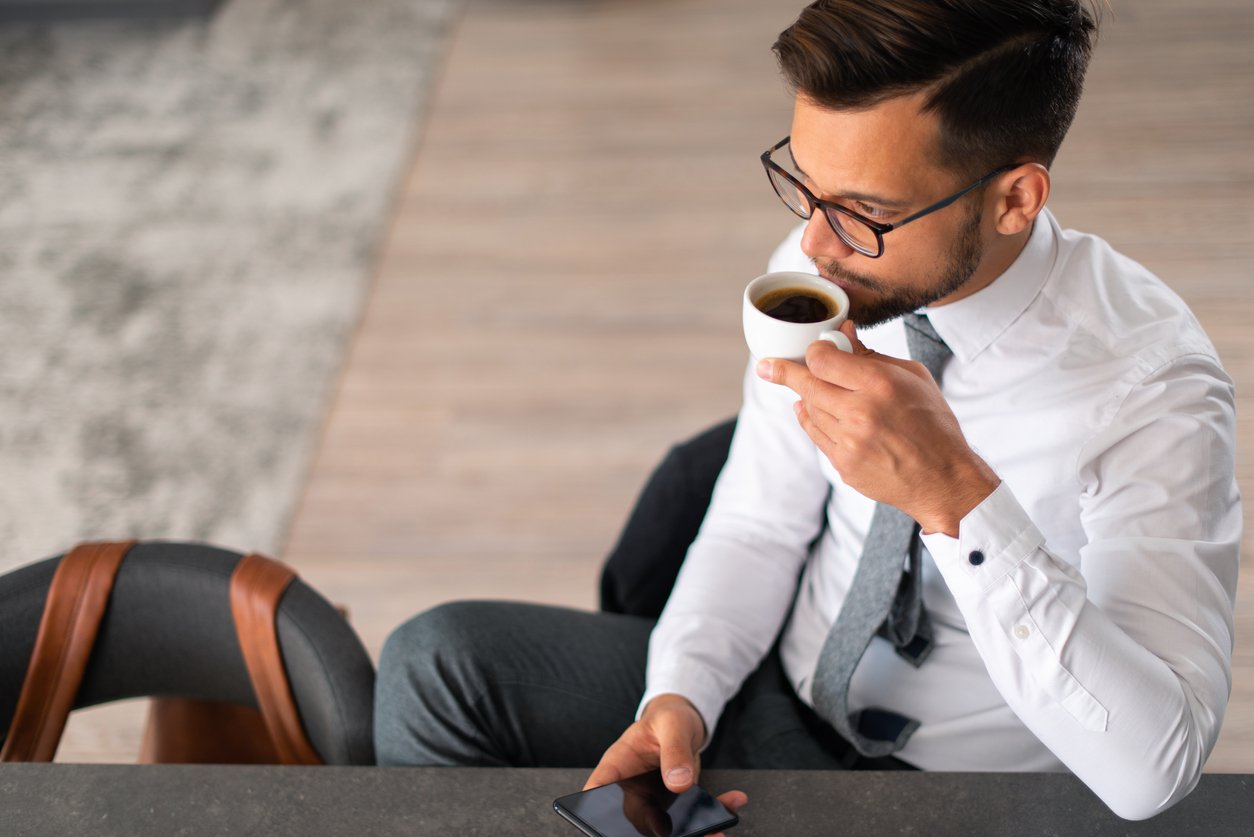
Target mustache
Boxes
[813,258,890,294]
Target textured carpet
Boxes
[0,0,459,573]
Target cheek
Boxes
[879,224,954,281]
[855,248,923,291]
[883,251,928,286]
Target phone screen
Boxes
[553,770,739,837]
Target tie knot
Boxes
[902,313,952,382]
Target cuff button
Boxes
[968,550,985,566]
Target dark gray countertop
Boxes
[1,765,1250,836]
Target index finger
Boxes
[710,790,749,837]
[584,739,656,791]
[755,350,853,402]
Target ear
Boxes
[992,163,1050,236]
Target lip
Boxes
[817,267,878,296]
[817,271,855,293]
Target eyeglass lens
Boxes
[765,166,879,256]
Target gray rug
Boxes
[0,0,459,572]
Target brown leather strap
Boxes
[1,541,136,762]
[229,553,322,765]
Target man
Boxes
[374,0,1240,822]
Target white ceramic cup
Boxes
[743,271,853,362]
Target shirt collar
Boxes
[919,208,1059,363]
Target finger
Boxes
[756,356,805,388]
[757,358,838,406]
[804,337,871,385]
[794,398,820,435]
[710,791,749,837]
[656,728,697,792]
[839,320,930,378]
[838,319,868,354]
[584,738,653,791]
[794,400,841,460]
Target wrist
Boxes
[918,459,1001,537]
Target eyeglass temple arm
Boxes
[888,164,1019,230]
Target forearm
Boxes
[924,484,1238,820]
[642,529,808,744]
[641,363,830,739]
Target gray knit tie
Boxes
[810,312,952,758]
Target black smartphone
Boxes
[553,770,739,837]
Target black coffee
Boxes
[756,287,836,323]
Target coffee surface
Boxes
[756,287,836,323]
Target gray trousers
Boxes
[374,601,913,771]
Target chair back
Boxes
[0,541,375,765]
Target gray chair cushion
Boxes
[0,541,375,765]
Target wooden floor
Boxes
[66,0,1254,769]
[281,0,805,648]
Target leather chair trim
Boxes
[2,543,324,766]
[0,541,136,762]
[229,553,322,765]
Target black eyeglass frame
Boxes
[760,136,1017,258]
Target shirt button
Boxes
[968,550,985,566]
[1014,624,1031,640]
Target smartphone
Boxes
[553,770,739,837]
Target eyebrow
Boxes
[788,146,914,210]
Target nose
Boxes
[800,211,857,262]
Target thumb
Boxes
[838,319,869,354]
[656,723,699,793]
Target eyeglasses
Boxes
[760,136,1016,258]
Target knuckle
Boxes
[866,368,899,399]
[842,408,875,443]
[782,363,809,395]
[799,372,827,404]
[807,340,845,378]
[804,341,829,371]
[905,358,932,380]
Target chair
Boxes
[0,541,375,765]
[600,418,736,619]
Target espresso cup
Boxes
[743,271,853,362]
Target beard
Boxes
[815,204,986,328]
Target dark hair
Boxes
[773,0,1098,176]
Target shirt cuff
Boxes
[920,480,1046,605]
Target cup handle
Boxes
[819,330,853,353]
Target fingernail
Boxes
[756,359,773,380]
[666,766,692,786]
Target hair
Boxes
[773,0,1099,177]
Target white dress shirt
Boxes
[642,209,1241,820]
